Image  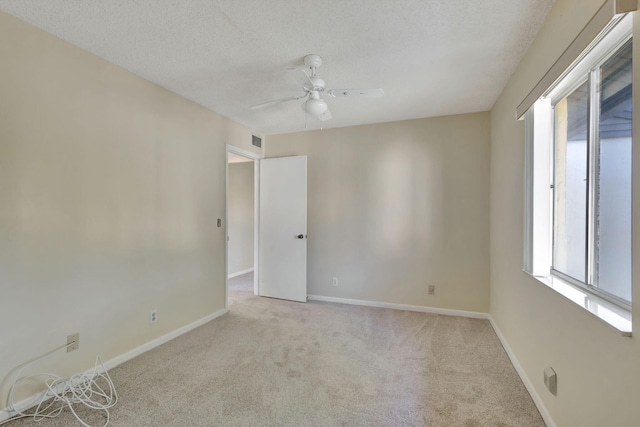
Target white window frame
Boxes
[523,14,633,336]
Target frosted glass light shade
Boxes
[304,98,328,116]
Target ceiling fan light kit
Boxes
[251,54,384,124]
[304,92,328,116]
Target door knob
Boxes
[297,234,305,239]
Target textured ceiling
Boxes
[0,0,555,135]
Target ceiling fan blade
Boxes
[288,68,314,89]
[326,88,384,98]
[319,108,332,121]
[250,94,305,110]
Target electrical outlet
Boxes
[150,310,158,324]
[428,285,435,295]
[67,333,79,352]
[332,277,339,287]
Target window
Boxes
[524,14,632,331]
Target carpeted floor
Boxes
[4,273,545,426]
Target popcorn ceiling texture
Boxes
[0,0,554,134]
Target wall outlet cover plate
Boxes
[544,366,557,395]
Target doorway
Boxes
[225,145,262,310]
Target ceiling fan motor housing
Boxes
[310,76,325,91]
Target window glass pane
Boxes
[596,40,632,302]
[553,80,588,282]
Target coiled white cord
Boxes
[0,343,118,427]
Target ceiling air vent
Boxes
[252,135,262,148]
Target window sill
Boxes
[524,271,632,337]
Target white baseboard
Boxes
[228,268,254,279]
[0,308,228,423]
[1,303,553,426]
[307,296,553,424]
[488,316,556,427]
[101,308,227,371]
[307,294,490,319]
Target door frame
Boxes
[225,144,263,310]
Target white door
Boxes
[259,156,307,302]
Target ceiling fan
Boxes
[250,54,384,122]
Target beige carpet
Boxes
[5,273,545,426]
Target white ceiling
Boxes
[0,0,554,135]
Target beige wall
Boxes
[228,162,254,275]
[6,0,638,423]
[490,0,640,426]
[266,113,490,312]
[0,11,262,406]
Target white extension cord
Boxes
[0,342,118,427]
